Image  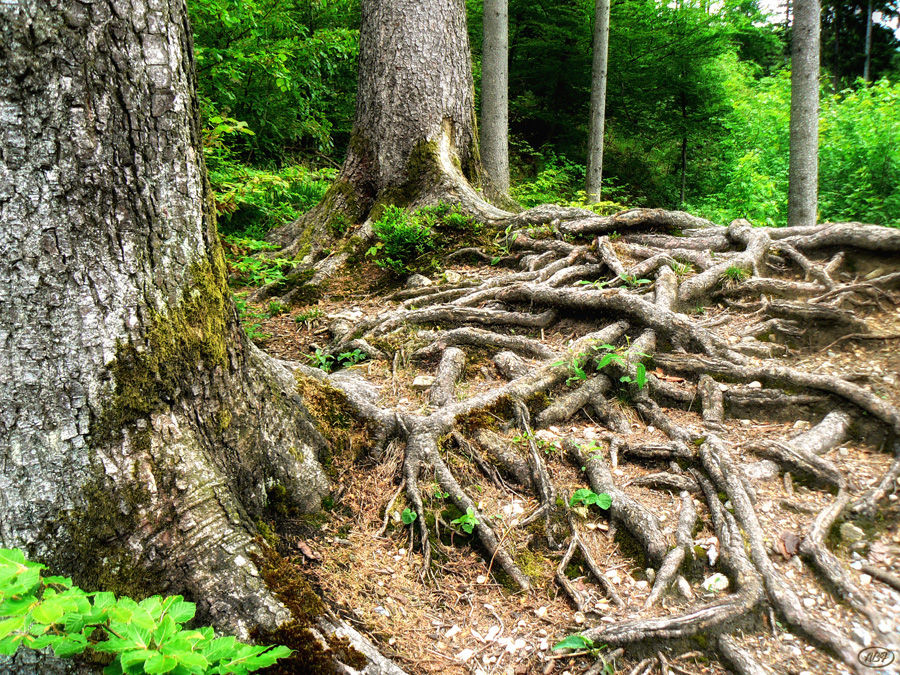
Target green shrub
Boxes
[366,205,435,275]
[0,548,290,674]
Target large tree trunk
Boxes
[787,0,820,228]
[586,0,611,203]
[482,0,510,195]
[268,0,508,261]
[0,3,403,673]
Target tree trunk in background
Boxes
[269,0,506,260]
[482,0,510,195]
[0,0,332,644]
[864,0,873,82]
[586,0,611,203]
[787,0,820,228]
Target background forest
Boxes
[191,0,900,242]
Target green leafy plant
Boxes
[570,489,612,510]
[552,634,614,673]
[337,349,367,367]
[0,548,290,674]
[293,307,325,327]
[450,507,479,534]
[306,348,335,372]
[233,296,270,343]
[577,273,650,290]
[619,362,648,389]
[366,205,435,275]
[671,261,694,277]
[400,508,418,525]
[266,300,287,317]
[722,266,750,283]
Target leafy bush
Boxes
[367,205,435,275]
[190,0,359,160]
[210,161,337,240]
[690,71,900,227]
[511,144,629,214]
[0,548,289,674]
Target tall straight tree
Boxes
[863,0,874,80]
[270,0,504,259]
[482,0,510,194]
[788,0,821,227]
[586,0,611,203]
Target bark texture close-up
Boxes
[0,2,399,673]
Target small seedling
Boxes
[671,261,694,277]
[401,508,417,525]
[450,507,479,534]
[294,307,324,326]
[570,488,612,510]
[618,273,652,287]
[722,266,749,283]
[553,633,613,672]
[306,348,335,372]
[619,362,648,389]
[267,300,287,317]
[337,349,367,367]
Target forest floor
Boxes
[232,214,900,675]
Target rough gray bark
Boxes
[787,0,820,228]
[269,0,506,259]
[481,0,509,194]
[0,2,401,673]
[586,0,611,203]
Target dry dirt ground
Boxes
[235,213,900,675]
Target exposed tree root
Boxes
[284,211,900,672]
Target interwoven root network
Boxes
[291,207,900,674]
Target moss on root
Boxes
[45,475,165,602]
[294,373,369,470]
[251,545,367,674]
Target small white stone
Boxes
[803,597,816,609]
[455,648,475,662]
[748,381,762,388]
[398,548,406,555]
[476,575,487,584]
[412,375,435,390]
[535,606,548,618]
[647,425,656,433]
[740,419,752,427]
[573,612,585,624]
[859,573,872,585]
[636,580,649,590]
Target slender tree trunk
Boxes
[269,0,506,260]
[586,0,611,203]
[788,0,820,228]
[0,0,335,643]
[832,4,841,90]
[680,135,688,207]
[863,0,873,82]
[482,0,510,195]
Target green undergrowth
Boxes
[0,548,290,674]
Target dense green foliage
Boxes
[0,549,289,674]
[188,0,900,237]
[190,0,359,160]
[367,205,437,275]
